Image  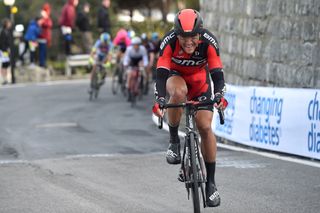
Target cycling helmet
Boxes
[174,9,203,37]
[141,33,147,41]
[151,32,159,41]
[131,37,142,45]
[100,32,111,43]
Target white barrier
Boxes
[213,85,320,160]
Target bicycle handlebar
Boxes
[157,100,225,129]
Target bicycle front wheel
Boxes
[189,133,201,213]
[111,68,120,95]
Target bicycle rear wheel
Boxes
[189,133,201,213]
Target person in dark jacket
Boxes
[0,18,12,85]
[59,0,79,55]
[76,2,93,53]
[97,0,111,34]
[20,17,41,65]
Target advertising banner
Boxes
[213,85,320,160]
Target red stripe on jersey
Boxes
[178,9,197,32]
[157,42,173,70]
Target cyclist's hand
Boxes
[213,93,228,110]
[103,61,111,68]
[89,57,94,65]
[152,97,166,118]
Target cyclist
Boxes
[123,36,148,100]
[152,9,228,207]
[141,33,156,94]
[88,32,112,93]
[150,32,161,81]
[113,28,131,61]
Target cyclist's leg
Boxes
[195,110,216,162]
[165,74,188,164]
[166,74,188,126]
[193,70,220,207]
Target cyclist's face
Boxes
[177,34,200,54]
[133,44,139,50]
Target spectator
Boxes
[20,17,41,66]
[76,2,93,54]
[38,3,53,68]
[59,0,79,55]
[97,0,111,34]
[0,18,12,85]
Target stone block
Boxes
[302,21,316,42]
[252,0,268,18]
[312,44,320,67]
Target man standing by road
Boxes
[76,2,93,54]
[97,0,111,34]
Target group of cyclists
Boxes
[87,28,160,102]
[88,8,228,210]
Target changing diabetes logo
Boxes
[249,89,283,146]
[308,92,320,153]
[215,92,236,135]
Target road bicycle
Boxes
[158,100,224,213]
[111,57,126,96]
[89,63,106,101]
[127,66,146,107]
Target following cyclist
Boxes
[152,9,228,207]
[123,36,148,100]
[88,32,112,93]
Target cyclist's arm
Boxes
[155,44,172,99]
[141,46,149,67]
[207,45,225,94]
[123,46,131,67]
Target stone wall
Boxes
[200,0,320,88]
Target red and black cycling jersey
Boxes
[155,28,225,100]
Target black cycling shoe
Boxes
[166,141,181,165]
[206,183,221,207]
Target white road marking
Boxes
[35,122,78,128]
[152,115,320,168]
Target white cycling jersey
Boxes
[123,45,149,67]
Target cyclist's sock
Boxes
[169,124,179,143]
[205,161,216,185]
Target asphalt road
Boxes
[0,80,319,213]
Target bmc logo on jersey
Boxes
[172,57,207,66]
[160,32,175,50]
[203,33,218,49]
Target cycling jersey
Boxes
[156,29,225,100]
[123,45,149,67]
[113,29,131,53]
[92,39,112,61]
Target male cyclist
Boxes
[152,9,228,207]
[88,32,112,93]
[123,37,148,99]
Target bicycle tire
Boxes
[111,68,119,95]
[130,91,136,107]
[92,72,99,100]
[189,133,201,213]
[89,72,98,101]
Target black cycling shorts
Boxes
[168,70,214,112]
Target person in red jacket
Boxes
[38,3,53,67]
[59,0,79,55]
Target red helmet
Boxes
[174,9,203,37]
